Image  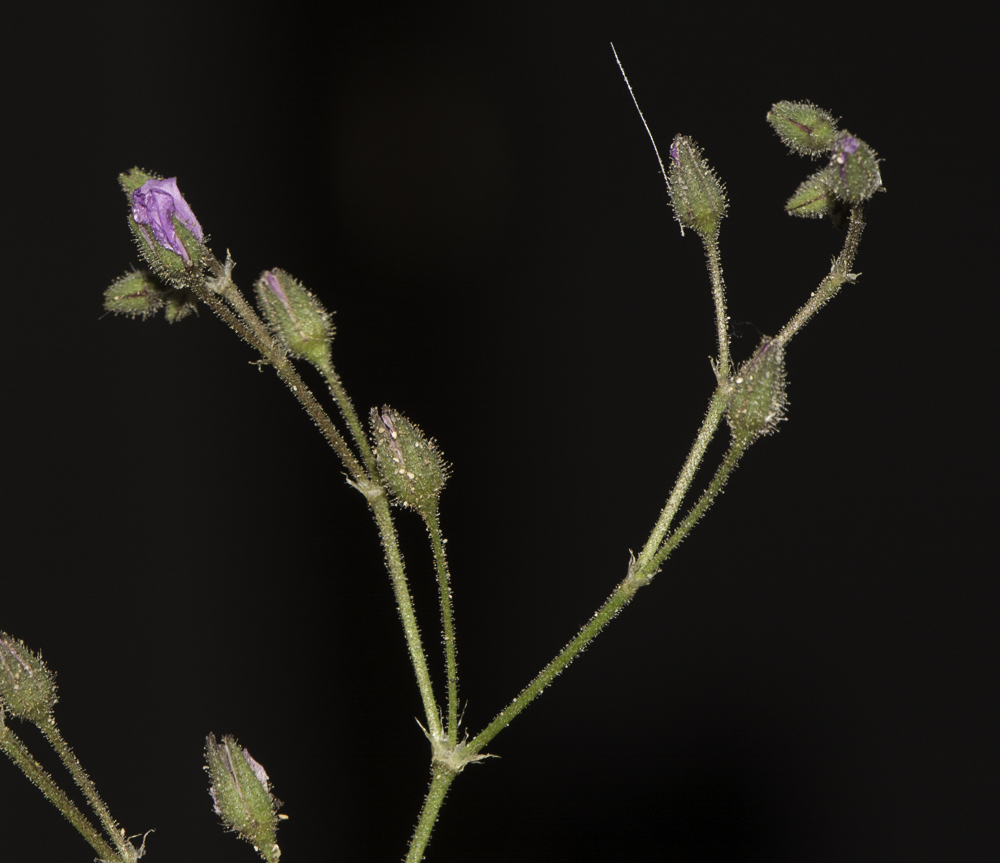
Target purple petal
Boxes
[131,177,203,264]
[265,271,291,311]
[243,748,270,789]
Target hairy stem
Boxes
[703,232,732,378]
[0,721,117,861]
[635,388,729,571]
[468,437,747,758]
[424,509,459,744]
[776,204,866,347]
[39,720,131,860]
[371,495,442,740]
[405,767,456,863]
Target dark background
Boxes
[2,3,996,862]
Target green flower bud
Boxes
[767,101,839,155]
[162,286,200,323]
[726,338,787,445]
[371,407,448,516]
[667,135,727,238]
[826,133,882,204]
[104,270,167,318]
[0,633,58,724]
[120,169,207,287]
[103,270,199,322]
[255,269,334,370]
[205,734,282,863]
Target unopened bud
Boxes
[667,135,727,238]
[0,633,58,724]
[726,338,787,444]
[104,270,167,318]
[103,270,199,322]
[205,734,282,863]
[371,407,448,516]
[121,169,206,285]
[826,133,882,203]
[255,270,334,370]
[767,101,839,155]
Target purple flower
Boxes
[131,177,203,264]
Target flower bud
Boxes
[667,135,727,238]
[103,270,199,322]
[766,101,839,155]
[0,633,58,724]
[726,338,787,444]
[104,270,167,318]
[255,270,334,370]
[371,407,448,516]
[826,133,882,203]
[121,169,206,284]
[205,734,282,863]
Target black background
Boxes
[2,3,996,862]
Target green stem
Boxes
[634,389,728,571]
[776,204,866,348]
[317,361,379,479]
[703,232,731,379]
[371,496,442,741]
[404,767,456,863]
[468,438,746,758]
[39,719,131,860]
[189,279,367,483]
[424,509,459,744]
[467,568,644,758]
[645,440,747,572]
[0,720,118,861]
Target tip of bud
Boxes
[0,633,58,724]
[371,406,448,517]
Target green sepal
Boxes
[371,406,448,517]
[667,135,727,238]
[205,734,282,863]
[0,633,58,724]
[255,269,334,370]
[726,338,788,445]
[767,101,839,155]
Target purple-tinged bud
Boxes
[103,270,199,322]
[104,270,167,319]
[767,101,839,155]
[667,135,727,238]
[0,633,58,724]
[826,132,882,203]
[371,406,448,517]
[255,269,334,370]
[205,734,282,863]
[725,337,787,445]
[120,168,207,285]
